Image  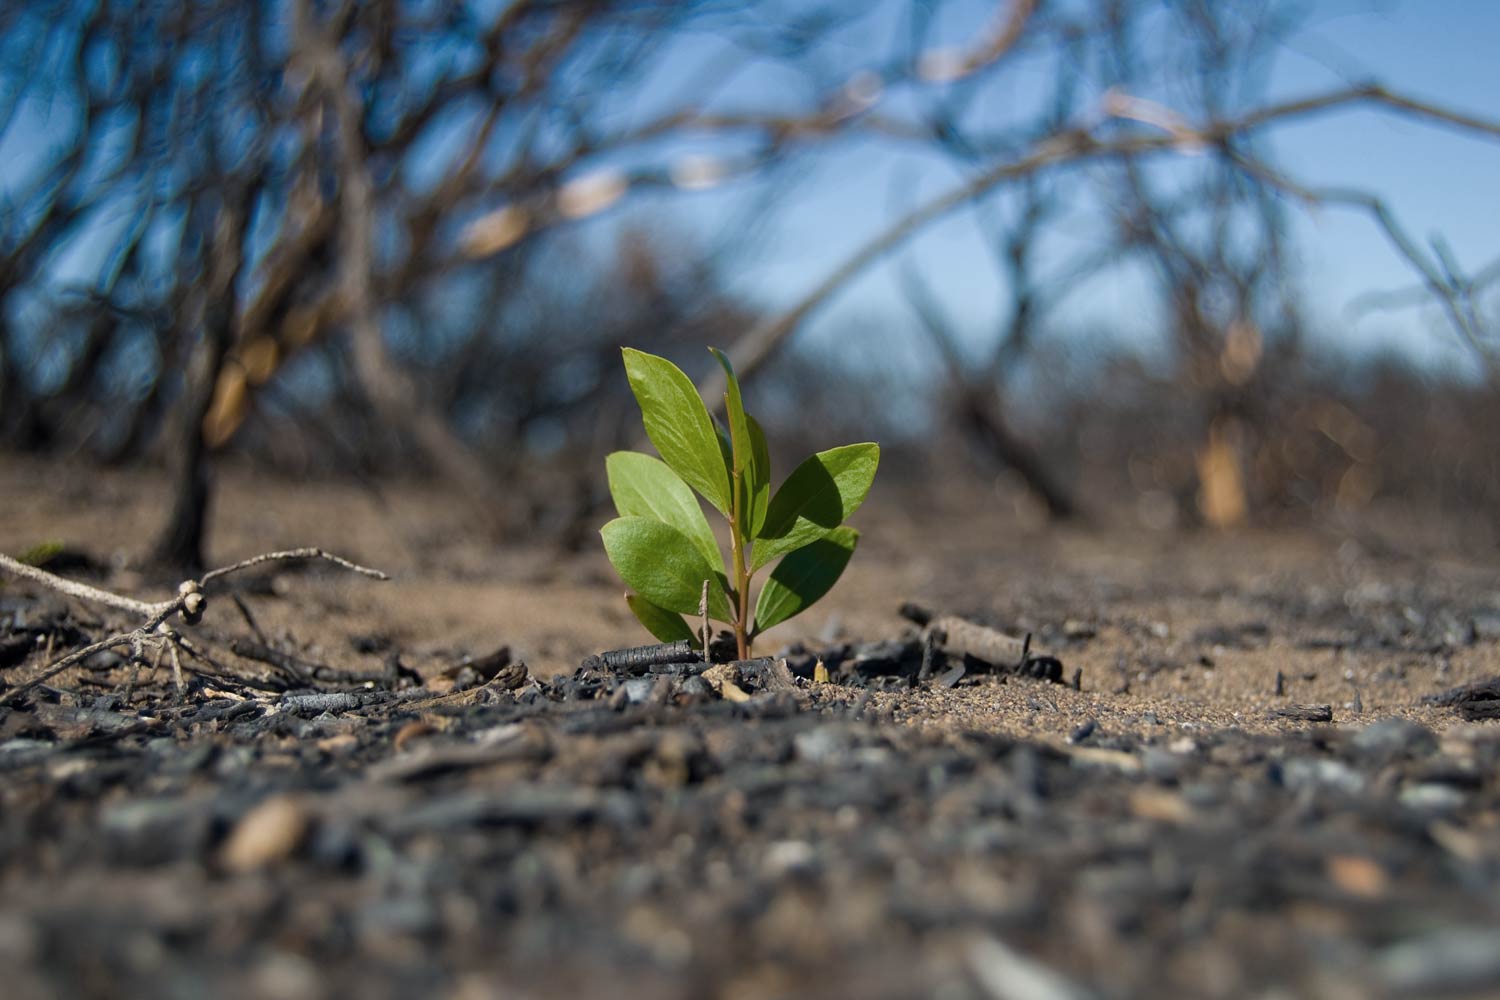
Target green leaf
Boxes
[746,413,771,537]
[605,451,724,574]
[751,442,879,571]
[601,517,732,620]
[622,348,732,514]
[708,347,770,539]
[625,594,699,646]
[709,348,751,475]
[753,527,858,635]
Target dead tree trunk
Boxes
[957,390,1077,520]
[149,345,225,572]
[150,194,249,571]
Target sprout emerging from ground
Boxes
[601,347,879,659]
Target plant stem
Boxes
[729,477,751,660]
[721,385,755,660]
[737,559,751,659]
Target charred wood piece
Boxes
[585,640,701,675]
[903,604,1064,684]
[1269,704,1333,722]
[1424,676,1500,706]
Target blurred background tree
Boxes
[2,0,1496,567]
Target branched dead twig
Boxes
[0,547,387,707]
[704,81,1500,397]
[198,547,387,585]
[1227,150,1500,383]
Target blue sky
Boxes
[4,0,1495,385]
[651,0,1500,380]
[1268,1,1500,369]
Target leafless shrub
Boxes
[3,0,1497,560]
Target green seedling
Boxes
[602,347,879,660]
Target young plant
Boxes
[601,347,878,660]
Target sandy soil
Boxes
[3,452,1500,1000]
[4,452,1497,740]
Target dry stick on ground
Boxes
[0,548,387,708]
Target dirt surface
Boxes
[3,453,1500,999]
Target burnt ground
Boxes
[3,453,1500,999]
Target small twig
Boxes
[0,546,388,707]
[175,636,285,693]
[1,631,138,707]
[150,641,167,688]
[1227,150,1500,382]
[229,638,313,684]
[167,637,184,698]
[700,579,711,665]
[198,547,388,586]
[0,553,157,618]
[230,593,270,646]
[122,652,142,706]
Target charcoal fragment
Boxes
[935,663,966,689]
[1270,704,1333,723]
[1067,719,1098,745]
[599,640,699,674]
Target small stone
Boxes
[1063,620,1097,640]
[968,936,1092,1000]
[358,897,439,939]
[1281,758,1365,796]
[1398,783,1465,812]
[762,840,817,878]
[215,745,259,776]
[1379,928,1500,994]
[307,820,361,871]
[1129,788,1192,824]
[701,663,742,698]
[1142,747,1186,783]
[0,912,38,963]
[250,952,322,1000]
[1326,854,1388,898]
[0,739,54,764]
[1067,719,1098,745]
[620,677,656,704]
[793,727,853,765]
[393,720,435,752]
[679,676,712,701]
[1180,782,1223,809]
[316,732,359,754]
[1351,718,1437,758]
[1471,610,1500,640]
[472,723,524,747]
[221,795,309,872]
[102,796,213,864]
